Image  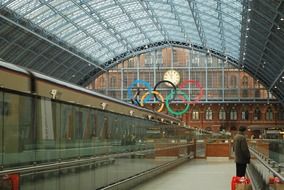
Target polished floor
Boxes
[132,158,235,190]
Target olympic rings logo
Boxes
[127,79,204,116]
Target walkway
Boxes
[132,158,235,190]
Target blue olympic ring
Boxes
[127,79,152,105]
[127,79,203,115]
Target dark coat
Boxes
[233,132,251,164]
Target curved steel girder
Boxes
[246,33,284,63]
[244,58,271,86]
[42,2,116,58]
[0,9,105,71]
[245,43,283,75]
[78,40,239,86]
[148,0,242,23]
[109,19,240,47]
[250,18,284,45]
[138,0,170,42]
[67,0,132,48]
[150,3,241,32]
[247,0,284,82]
[187,0,207,47]
[247,33,284,66]
[2,1,242,65]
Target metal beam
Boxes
[0,13,105,71]
[114,0,153,45]
[138,0,170,42]
[72,0,131,50]
[187,0,207,47]
[42,1,116,59]
[252,1,283,83]
[216,0,226,53]
[168,0,191,43]
[238,0,249,67]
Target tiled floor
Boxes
[132,158,235,190]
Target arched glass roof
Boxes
[2,0,243,64]
[2,0,284,105]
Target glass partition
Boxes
[249,139,284,164]
[0,91,203,190]
[0,91,3,166]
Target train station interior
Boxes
[0,0,284,189]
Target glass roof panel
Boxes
[3,0,243,64]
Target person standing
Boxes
[233,126,251,177]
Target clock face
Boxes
[163,70,180,86]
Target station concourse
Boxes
[0,0,284,190]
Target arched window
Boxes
[100,76,105,88]
[219,107,226,120]
[230,107,237,120]
[254,107,261,120]
[265,107,273,120]
[242,76,248,87]
[192,109,199,120]
[205,107,213,120]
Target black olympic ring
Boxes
[153,80,177,103]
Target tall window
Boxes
[219,107,226,120]
[110,77,116,98]
[128,58,134,68]
[192,109,199,120]
[254,107,261,120]
[144,52,154,66]
[230,107,237,120]
[230,75,237,88]
[123,78,128,88]
[205,107,213,120]
[241,109,249,120]
[265,107,273,120]
[279,109,284,120]
[242,76,248,87]
[110,77,116,88]
[254,80,261,97]
[242,76,248,97]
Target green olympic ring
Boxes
[165,90,190,116]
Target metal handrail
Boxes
[249,147,284,182]
[0,143,194,175]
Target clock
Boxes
[163,69,180,86]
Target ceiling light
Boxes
[248,8,251,11]
[281,18,284,21]
[246,27,249,30]
[277,26,280,30]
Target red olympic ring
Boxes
[178,80,204,104]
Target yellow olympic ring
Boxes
[140,91,164,112]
